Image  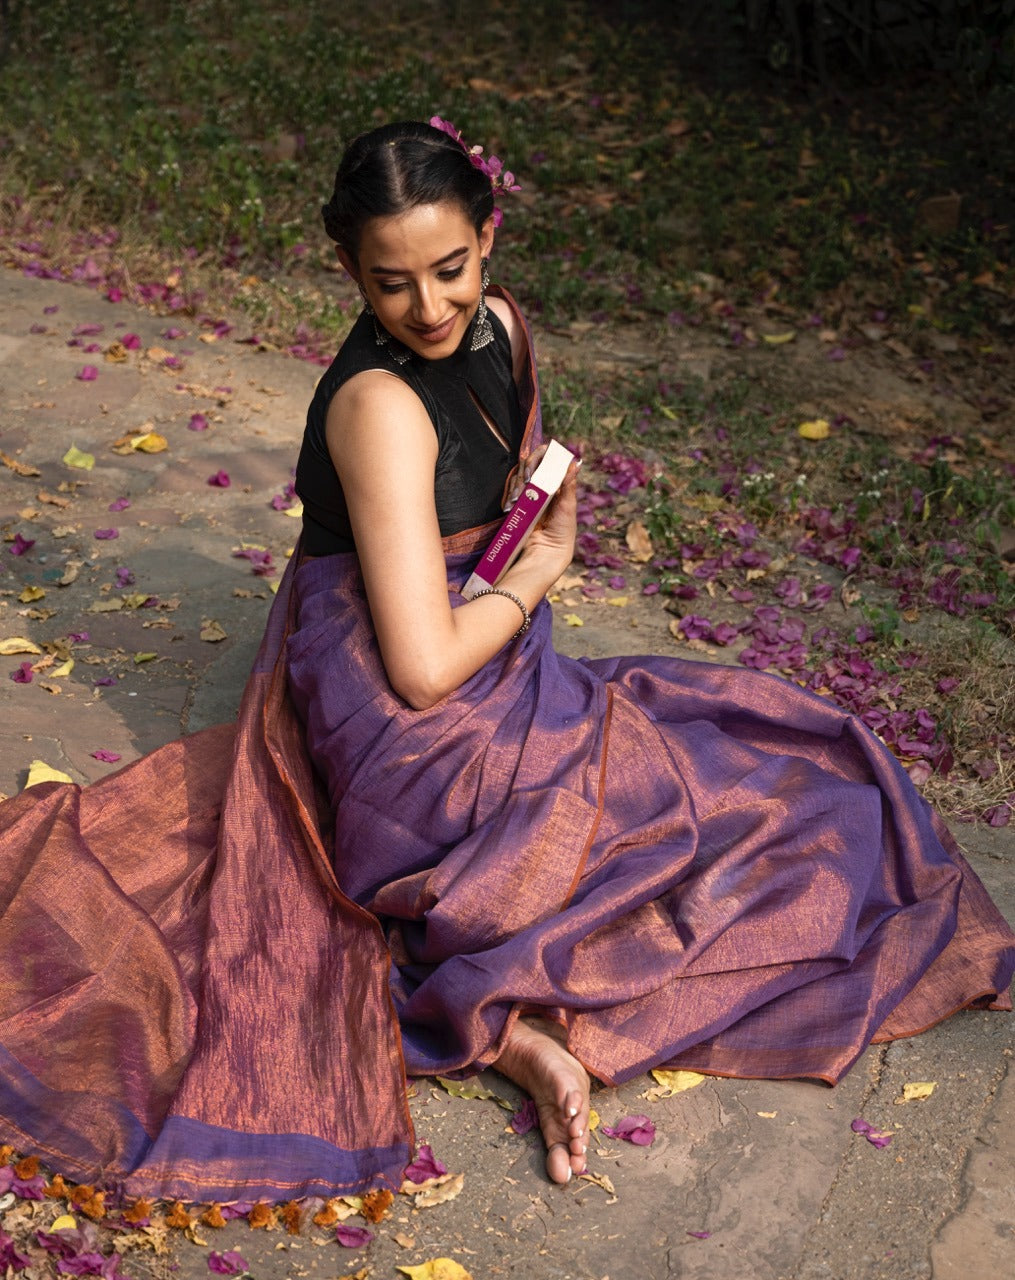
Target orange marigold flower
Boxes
[13,1156,40,1180]
[0,1145,16,1165]
[312,1202,339,1228]
[361,1188,394,1223]
[79,1192,106,1221]
[123,1198,153,1225]
[280,1201,302,1235]
[166,1201,192,1228]
[201,1203,227,1228]
[45,1174,71,1199]
[69,1183,96,1206]
[247,1202,276,1229]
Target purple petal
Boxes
[115,567,135,587]
[687,1230,712,1239]
[94,528,119,540]
[335,1224,374,1248]
[9,533,35,556]
[91,750,122,763]
[188,413,209,431]
[77,365,99,381]
[510,1098,538,1135]
[120,333,141,349]
[11,662,34,684]
[403,1143,448,1183]
[601,1114,656,1145]
[68,631,90,642]
[93,676,117,687]
[208,1250,249,1275]
[108,497,131,511]
[207,471,231,488]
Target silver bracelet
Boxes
[471,587,532,638]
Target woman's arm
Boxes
[326,371,576,711]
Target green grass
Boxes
[1,0,1012,335]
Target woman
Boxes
[0,119,1012,1203]
[287,120,1013,1186]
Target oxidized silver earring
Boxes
[470,257,494,351]
[362,284,411,365]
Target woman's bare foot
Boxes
[493,1016,590,1184]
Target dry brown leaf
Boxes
[38,490,72,508]
[199,619,228,643]
[412,1172,465,1208]
[578,1169,616,1195]
[0,451,41,477]
[625,519,654,562]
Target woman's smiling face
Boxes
[340,201,495,360]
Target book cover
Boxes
[461,439,576,600]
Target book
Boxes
[461,438,577,600]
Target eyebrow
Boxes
[368,246,469,276]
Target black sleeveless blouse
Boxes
[295,305,523,556]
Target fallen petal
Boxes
[335,1224,374,1248]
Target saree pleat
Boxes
[286,549,1013,1093]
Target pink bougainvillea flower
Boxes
[94,528,119,540]
[188,412,209,431]
[335,1224,374,1248]
[91,750,122,763]
[232,547,274,576]
[207,1251,249,1275]
[687,1231,712,1239]
[10,532,35,556]
[162,326,186,340]
[106,287,124,302]
[851,1117,893,1148]
[108,497,131,512]
[207,471,231,488]
[68,631,90,643]
[10,663,34,684]
[601,1114,656,1145]
[642,582,660,596]
[0,1164,45,1198]
[73,323,103,337]
[120,332,141,349]
[510,1098,538,1135]
[985,802,1011,828]
[44,305,59,314]
[216,1202,255,1220]
[115,566,135,588]
[403,1144,448,1184]
[163,355,183,369]
[93,676,117,687]
[0,1226,31,1271]
[77,365,99,381]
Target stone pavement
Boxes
[1,268,1012,1280]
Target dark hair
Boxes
[322,121,495,260]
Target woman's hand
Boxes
[502,443,549,510]
[506,457,580,587]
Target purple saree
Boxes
[0,291,1013,1203]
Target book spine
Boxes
[461,483,552,599]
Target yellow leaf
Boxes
[133,651,158,664]
[88,598,124,613]
[588,1108,600,1131]
[606,596,629,607]
[51,659,74,677]
[396,1260,474,1280]
[762,331,796,344]
[0,636,43,655]
[434,1076,513,1110]
[798,418,830,441]
[650,1068,706,1095]
[756,1110,778,1118]
[902,1081,937,1102]
[63,445,95,470]
[24,760,74,789]
[283,500,304,518]
[132,432,168,453]
[52,1215,77,1231]
[19,586,46,603]
[563,613,584,627]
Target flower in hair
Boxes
[430,114,521,226]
